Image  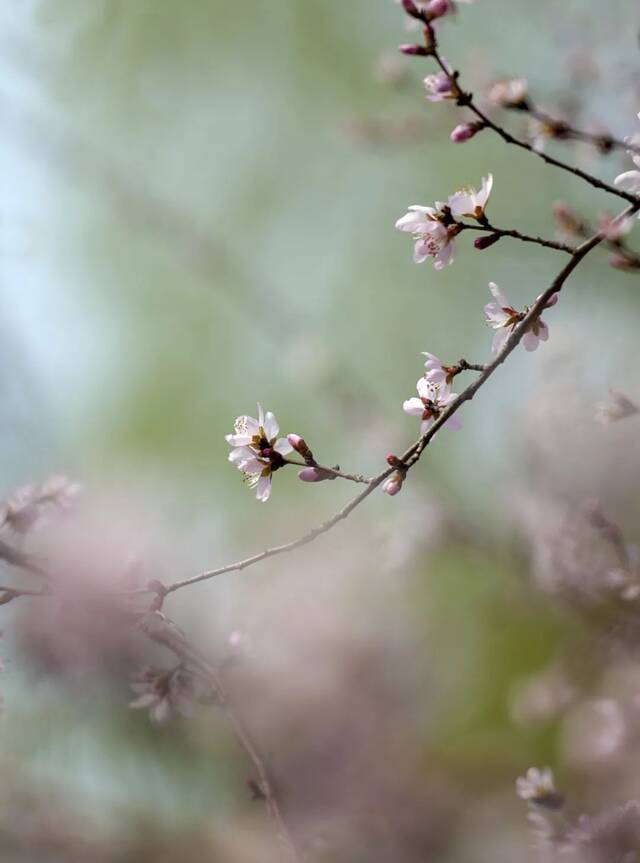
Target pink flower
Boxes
[615,117,640,207]
[597,211,635,241]
[424,60,457,102]
[422,351,459,385]
[484,282,556,354]
[487,78,529,109]
[226,405,295,502]
[448,174,493,220]
[403,377,461,434]
[395,205,457,269]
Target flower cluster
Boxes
[395,175,492,268]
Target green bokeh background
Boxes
[1,1,639,859]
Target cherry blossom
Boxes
[614,116,640,205]
[484,282,557,353]
[403,377,461,434]
[487,78,529,109]
[516,767,564,809]
[226,405,294,502]
[395,205,458,268]
[448,174,493,220]
[422,352,458,385]
[424,59,458,102]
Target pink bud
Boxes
[450,122,483,143]
[609,253,640,271]
[287,434,303,449]
[298,467,329,483]
[474,233,501,250]
[399,43,429,56]
[382,472,404,496]
[544,292,559,308]
[425,0,451,18]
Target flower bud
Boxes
[399,43,429,56]
[450,121,483,143]
[382,472,405,496]
[386,454,405,469]
[287,434,314,462]
[298,467,332,483]
[474,233,501,250]
[609,252,640,271]
[425,0,451,18]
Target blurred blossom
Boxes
[516,767,563,808]
[487,78,529,109]
[563,802,640,863]
[614,113,640,199]
[130,664,217,724]
[374,50,411,87]
[562,699,628,768]
[595,390,638,424]
[597,211,635,242]
[0,475,81,535]
[510,662,576,726]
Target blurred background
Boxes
[1,0,640,860]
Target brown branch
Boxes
[527,106,640,157]
[459,221,575,254]
[283,460,372,484]
[429,53,638,206]
[162,203,638,597]
[138,611,300,862]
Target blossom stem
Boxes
[283,459,372,484]
[429,52,639,205]
[139,613,300,862]
[456,359,487,373]
[459,222,575,253]
[526,106,640,157]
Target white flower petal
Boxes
[255,474,272,502]
[614,170,640,193]
[488,281,510,308]
[273,437,293,456]
[263,410,279,441]
[403,397,424,416]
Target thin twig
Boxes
[527,106,640,157]
[459,222,575,254]
[429,53,638,206]
[139,611,300,862]
[283,460,372,484]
